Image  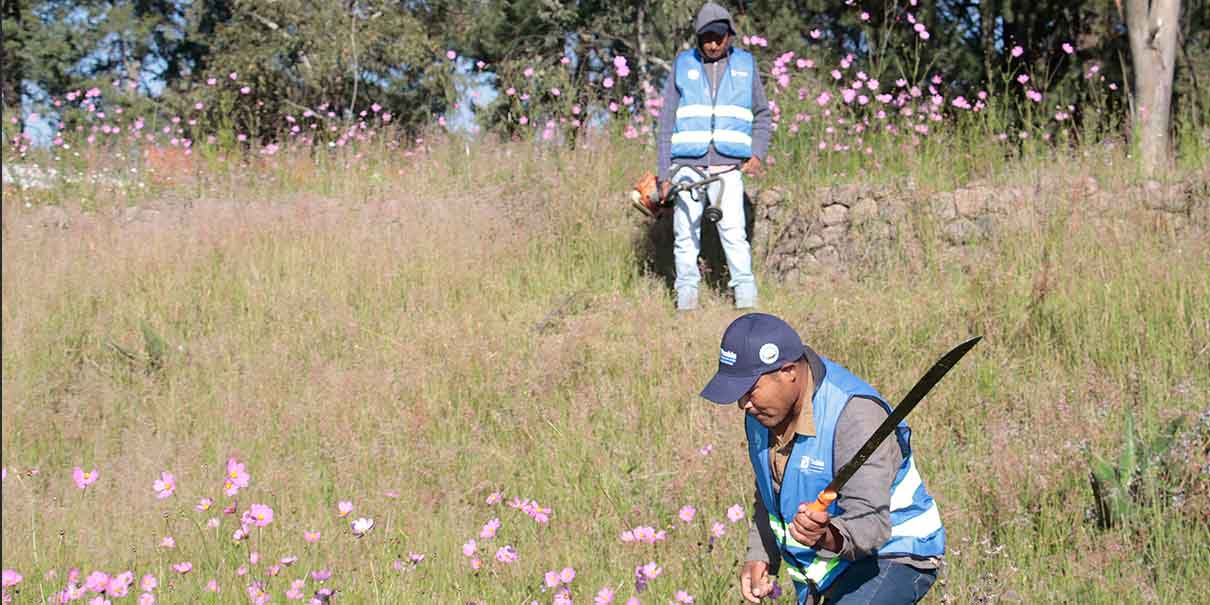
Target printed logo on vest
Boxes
[720,348,738,366]
[731,70,750,78]
[687,68,700,81]
[799,455,826,473]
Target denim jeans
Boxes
[819,559,938,605]
[670,165,757,309]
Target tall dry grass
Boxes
[2,135,1208,603]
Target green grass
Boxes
[2,134,1208,604]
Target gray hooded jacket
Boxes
[656,2,772,181]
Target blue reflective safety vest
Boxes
[671,48,755,159]
[745,356,946,603]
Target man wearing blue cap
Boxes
[656,1,771,311]
[701,313,944,604]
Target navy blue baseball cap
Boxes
[700,313,808,404]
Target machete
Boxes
[806,335,982,513]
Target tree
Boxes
[1126,0,1182,173]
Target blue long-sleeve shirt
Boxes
[656,48,772,181]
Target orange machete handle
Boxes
[806,489,837,513]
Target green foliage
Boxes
[1089,405,1188,529]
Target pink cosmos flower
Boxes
[153,472,175,499]
[469,558,482,571]
[494,546,518,564]
[280,556,299,566]
[603,77,614,89]
[351,517,374,537]
[206,579,219,592]
[711,522,726,538]
[337,501,353,517]
[726,504,745,523]
[523,67,535,78]
[1011,45,1024,58]
[1,570,21,588]
[1062,42,1075,54]
[207,517,220,528]
[486,492,503,505]
[159,536,175,549]
[677,506,696,523]
[224,458,250,496]
[171,562,192,575]
[311,570,331,582]
[85,571,110,592]
[228,71,237,80]
[462,539,477,557]
[73,467,98,489]
[247,504,274,527]
[140,575,157,592]
[446,50,457,60]
[674,591,695,604]
[139,592,156,605]
[544,571,561,588]
[594,587,615,605]
[559,567,576,584]
[479,518,501,539]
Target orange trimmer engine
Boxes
[627,165,729,222]
[628,172,668,218]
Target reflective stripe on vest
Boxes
[745,356,946,599]
[671,48,755,159]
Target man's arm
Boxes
[746,487,782,573]
[748,65,772,162]
[816,396,903,560]
[657,69,679,182]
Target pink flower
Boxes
[196,497,213,512]
[153,472,175,499]
[228,71,237,80]
[603,77,614,89]
[494,546,518,564]
[351,517,374,537]
[816,92,832,106]
[523,67,535,78]
[561,56,571,65]
[809,29,822,39]
[479,518,501,539]
[206,77,217,86]
[1062,42,1074,54]
[140,575,157,592]
[206,579,219,592]
[677,506,696,523]
[139,592,155,605]
[171,562,192,575]
[462,539,477,557]
[310,570,331,582]
[247,504,274,527]
[1,570,21,588]
[1017,74,1030,84]
[550,88,561,97]
[224,458,250,495]
[486,492,503,505]
[711,522,726,538]
[159,536,175,549]
[674,591,694,604]
[1011,45,1024,58]
[72,467,98,489]
[860,11,870,21]
[544,571,561,588]
[609,102,619,112]
[594,587,615,605]
[518,116,529,125]
[559,567,576,584]
[337,501,353,517]
[446,50,457,60]
[726,504,745,523]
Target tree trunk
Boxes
[980,0,998,87]
[1125,0,1181,174]
[635,2,655,97]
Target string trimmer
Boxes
[628,164,729,223]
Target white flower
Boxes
[351,517,374,537]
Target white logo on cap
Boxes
[687,68,700,81]
[720,348,738,366]
[759,343,780,364]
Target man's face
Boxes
[698,31,731,60]
[737,364,802,428]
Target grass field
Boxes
[2,135,1208,604]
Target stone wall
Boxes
[636,172,1208,286]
